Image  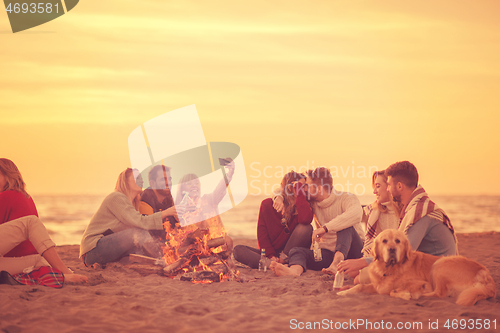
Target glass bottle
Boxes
[313,241,322,261]
[333,270,344,291]
[178,192,190,226]
[258,249,267,272]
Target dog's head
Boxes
[371,229,412,266]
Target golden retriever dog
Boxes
[338,229,496,306]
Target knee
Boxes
[21,215,41,229]
[25,215,40,222]
[291,224,313,242]
[131,228,153,244]
[289,247,305,257]
[233,245,245,261]
[294,223,313,234]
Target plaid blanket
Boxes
[12,266,64,288]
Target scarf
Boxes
[361,201,393,257]
[399,185,458,252]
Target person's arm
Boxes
[0,192,13,224]
[271,183,286,215]
[324,195,363,232]
[139,199,180,222]
[405,216,433,252]
[211,160,235,205]
[42,247,88,283]
[108,193,164,230]
[272,195,285,215]
[295,184,313,225]
[256,199,280,258]
[211,178,230,206]
[138,201,154,215]
[337,258,368,278]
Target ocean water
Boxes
[31,194,500,246]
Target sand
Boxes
[1,232,499,333]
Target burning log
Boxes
[199,256,220,266]
[180,271,221,283]
[162,223,242,282]
[164,258,189,274]
[206,237,225,249]
[176,236,225,257]
[163,236,226,275]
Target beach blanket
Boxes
[398,185,458,252]
[5,266,65,288]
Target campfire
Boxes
[160,217,239,283]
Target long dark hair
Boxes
[281,171,306,223]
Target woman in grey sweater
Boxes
[80,168,177,266]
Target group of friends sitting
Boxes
[234,161,456,286]
[0,157,456,288]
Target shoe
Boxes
[0,271,22,285]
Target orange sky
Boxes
[1,0,499,195]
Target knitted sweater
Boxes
[0,190,39,257]
[257,188,313,258]
[310,190,363,252]
[80,191,163,258]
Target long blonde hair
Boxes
[0,158,29,198]
[371,170,402,216]
[175,173,200,204]
[281,171,306,223]
[115,168,141,210]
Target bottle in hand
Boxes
[313,241,322,261]
[258,249,267,272]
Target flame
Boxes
[161,214,236,283]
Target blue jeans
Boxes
[233,224,313,269]
[83,228,163,266]
[288,226,363,272]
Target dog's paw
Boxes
[390,290,411,300]
[337,290,350,296]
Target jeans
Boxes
[83,228,163,266]
[233,224,313,269]
[289,226,363,272]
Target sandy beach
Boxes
[1,232,499,333]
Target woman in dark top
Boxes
[233,171,313,268]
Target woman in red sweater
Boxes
[0,159,87,284]
[0,158,39,257]
[233,171,313,268]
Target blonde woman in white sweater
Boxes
[337,170,401,282]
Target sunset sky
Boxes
[1,0,499,196]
